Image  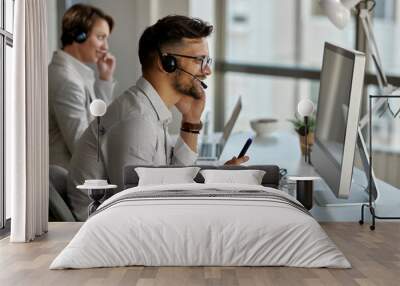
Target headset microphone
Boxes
[177,67,208,89]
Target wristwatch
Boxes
[181,121,203,131]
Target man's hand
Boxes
[224,155,250,166]
[176,86,205,123]
[176,81,206,153]
[98,52,116,81]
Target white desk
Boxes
[220,131,315,174]
[221,131,400,222]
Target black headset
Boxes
[159,52,177,73]
[73,30,87,44]
[157,48,208,89]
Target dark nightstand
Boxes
[287,176,320,210]
[77,184,117,216]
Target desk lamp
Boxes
[89,99,107,162]
[297,99,315,164]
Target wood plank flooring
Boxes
[1,222,400,286]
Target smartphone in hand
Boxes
[238,138,253,158]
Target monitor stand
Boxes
[313,127,379,206]
[314,180,368,206]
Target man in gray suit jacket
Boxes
[49,4,117,169]
[67,15,249,221]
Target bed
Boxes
[50,165,350,269]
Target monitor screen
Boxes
[312,42,366,198]
[315,45,355,167]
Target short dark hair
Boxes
[138,15,213,71]
[61,4,114,48]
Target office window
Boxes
[226,0,355,67]
[374,0,395,20]
[368,84,400,147]
[367,83,400,188]
[362,1,400,188]
[225,72,318,133]
[1,0,14,229]
[223,0,354,132]
[372,1,400,74]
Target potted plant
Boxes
[288,115,316,155]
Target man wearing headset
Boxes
[67,15,249,221]
[49,4,116,170]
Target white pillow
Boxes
[135,167,200,186]
[200,169,266,185]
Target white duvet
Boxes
[50,183,351,269]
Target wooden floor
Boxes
[1,222,400,286]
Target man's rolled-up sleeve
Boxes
[172,136,198,166]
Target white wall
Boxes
[47,0,148,96]
[85,0,139,97]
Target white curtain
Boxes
[7,0,49,242]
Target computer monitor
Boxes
[312,42,366,199]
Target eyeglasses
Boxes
[166,53,213,72]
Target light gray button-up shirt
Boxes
[67,77,198,221]
[49,50,115,169]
